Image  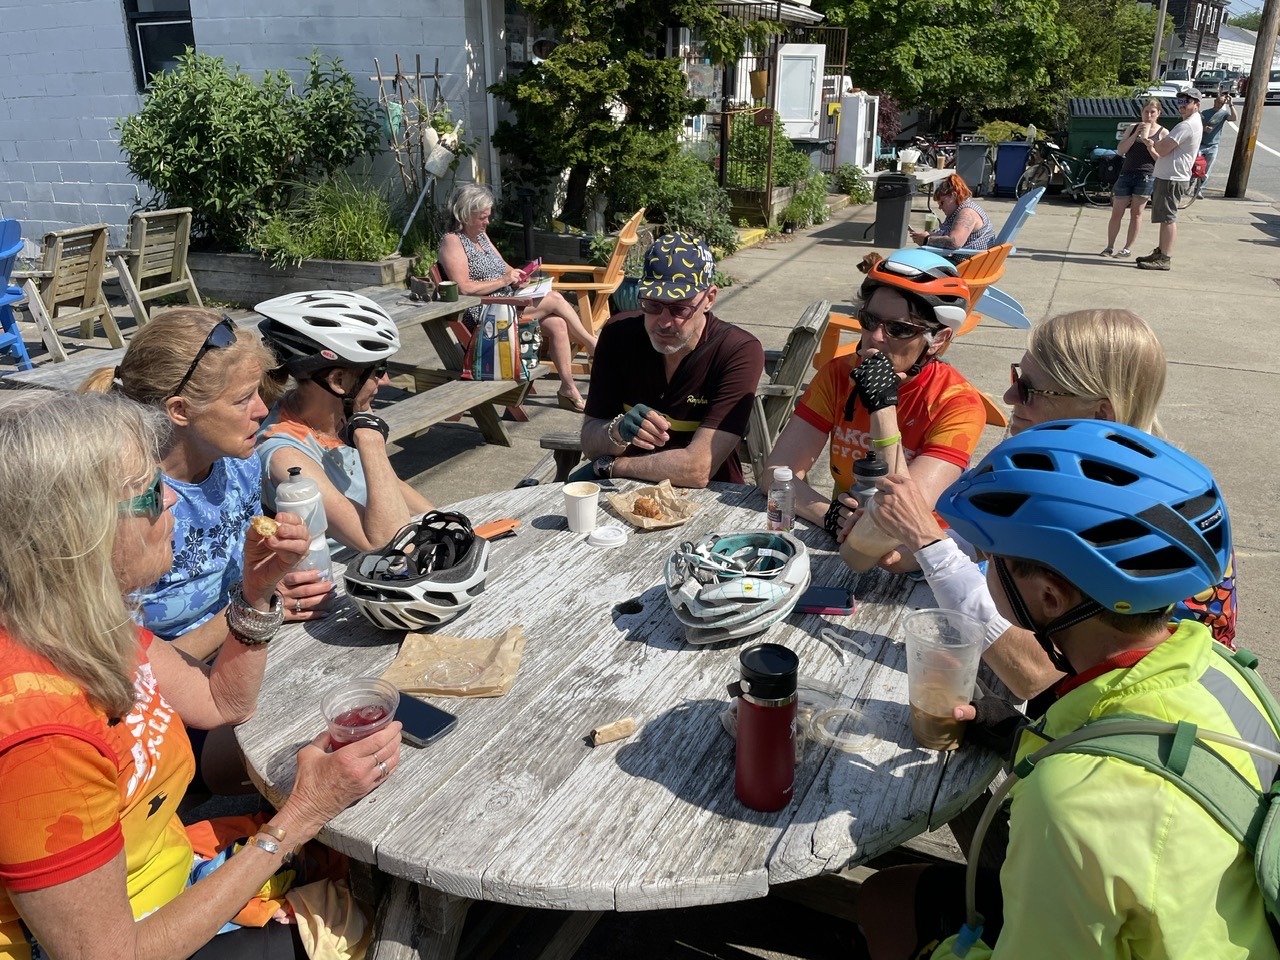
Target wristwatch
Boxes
[591,455,616,479]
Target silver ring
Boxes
[294,598,303,614]
[377,759,388,779]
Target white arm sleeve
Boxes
[915,538,1012,650]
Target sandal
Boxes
[1100,246,1114,257]
[557,392,587,413]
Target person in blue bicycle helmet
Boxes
[857,421,1279,960]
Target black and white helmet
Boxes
[256,290,400,379]
[665,532,811,645]
[344,512,489,631]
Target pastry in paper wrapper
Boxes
[380,626,526,698]
[605,479,701,529]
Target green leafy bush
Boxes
[118,49,381,250]
[974,120,1023,146]
[832,163,872,204]
[247,174,398,269]
[779,175,830,230]
[726,113,814,190]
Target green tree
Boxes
[1229,9,1263,31]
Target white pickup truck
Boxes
[1267,68,1280,105]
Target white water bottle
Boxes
[766,466,795,532]
[274,467,332,580]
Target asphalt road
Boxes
[1213,96,1280,200]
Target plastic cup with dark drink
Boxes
[903,609,983,751]
[321,677,400,747]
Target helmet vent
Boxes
[1079,459,1138,486]
[302,315,342,328]
[968,492,1028,517]
[1104,431,1158,458]
[1118,546,1197,578]
[343,311,378,325]
[1010,452,1055,471]
[1079,517,1147,547]
[1172,492,1218,522]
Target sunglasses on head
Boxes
[118,468,165,520]
[169,315,238,399]
[638,289,709,321]
[858,307,932,341]
[1009,362,1079,405]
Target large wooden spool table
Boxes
[236,481,999,959]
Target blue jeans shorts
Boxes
[1113,172,1154,198]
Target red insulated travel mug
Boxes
[729,643,799,812]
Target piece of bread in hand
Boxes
[633,497,664,520]
[249,515,279,538]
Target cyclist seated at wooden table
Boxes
[909,174,996,262]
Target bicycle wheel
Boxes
[1178,179,1200,210]
[1016,164,1050,198]
[1081,169,1112,207]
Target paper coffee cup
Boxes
[437,280,459,302]
[563,481,600,534]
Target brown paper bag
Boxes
[380,626,526,698]
[605,479,702,530]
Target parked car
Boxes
[1141,83,1185,100]
[1268,68,1280,105]
[1194,69,1235,97]
[1162,69,1195,93]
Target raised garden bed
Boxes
[728,185,795,227]
[188,252,414,305]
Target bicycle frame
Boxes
[1017,139,1112,206]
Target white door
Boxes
[777,43,825,140]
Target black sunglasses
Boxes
[118,468,165,520]
[859,307,932,341]
[638,290,709,321]
[169,315,238,399]
[1009,362,1078,405]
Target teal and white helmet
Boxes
[665,532,811,645]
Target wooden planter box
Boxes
[728,185,795,227]
[188,252,414,306]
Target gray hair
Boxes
[447,183,496,232]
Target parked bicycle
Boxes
[910,134,957,170]
[1016,138,1113,206]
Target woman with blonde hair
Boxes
[0,390,400,960]
[83,307,332,663]
[869,308,1234,701]
[438,182,597,411]
[1103,98,1166,257]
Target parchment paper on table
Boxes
[380,626,526,698]
[605,479,702,530]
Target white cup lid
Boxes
[587,524,627,548]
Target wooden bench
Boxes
[381,366,545,448]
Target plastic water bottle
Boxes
[848,450,889,511]
[274,467,332,580]
[766,466,795,532]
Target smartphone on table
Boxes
[395,695,458,748]
[796,585,856,616]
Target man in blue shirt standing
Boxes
[1198,92,1237,198]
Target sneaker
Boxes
[1134,247,1163,265]
[1115,248,1131,258]
[1136,251,1171,271]
[1100,246,1114,256]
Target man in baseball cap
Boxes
[574,231,764,487]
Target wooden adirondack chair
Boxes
[539,207,645,340]
[112,207,202,326]
[22,224,123,362]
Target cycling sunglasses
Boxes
[859,307,932,341]
[638,289,709,321]
[169,315,238,399]
[1009,362,1079,405]
[118,467,165,520]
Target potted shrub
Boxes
[408,244,437,301]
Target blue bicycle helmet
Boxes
[859,248,971,332]
[938,420,1230,616]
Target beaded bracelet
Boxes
[872,433,902,448]
[606,413,627,449]
[225,582,284,646]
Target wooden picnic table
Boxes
[235,481,1001,960]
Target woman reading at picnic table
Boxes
[255,290,433,553]
[762,249,986,573]
[867,308,1236,700]
[437,182,597,412]
[909,173,997,261]
[0,389,402,960]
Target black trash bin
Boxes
[873,173,915,248]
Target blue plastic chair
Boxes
[924,185,1046,259]
[0,220,34,372]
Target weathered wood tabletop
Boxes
[236,481,999,959]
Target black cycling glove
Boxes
[965,696,1028,762]
[339,412,390,447]
[846,350,900,417]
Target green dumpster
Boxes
[1064,98,1182,159]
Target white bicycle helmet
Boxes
[665,532,811,645]
[256,290,400,379]
[344,512,489,631]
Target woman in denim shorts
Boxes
[1103,99,1165,258]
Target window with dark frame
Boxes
[123,0,195,91]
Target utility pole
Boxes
[1151,0,1172,80]
[1226,0,1280,196]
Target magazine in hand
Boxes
[513,274,552,298]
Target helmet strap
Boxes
[312,366,378,420]
[907,343,937,377]
[992,557,1091,677]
